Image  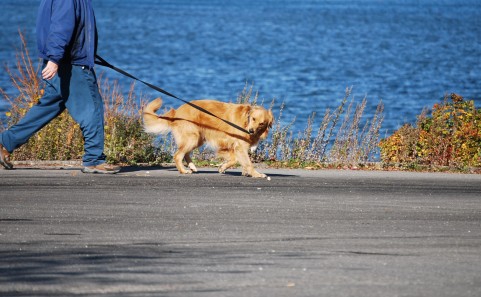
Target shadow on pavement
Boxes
[119,166,298,178]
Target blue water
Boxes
[1,0,480,135]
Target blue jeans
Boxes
[0,62,106,166]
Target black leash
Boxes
[94,55,251,135]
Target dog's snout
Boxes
[249,128,255,134]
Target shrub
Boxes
[380,94,481,168]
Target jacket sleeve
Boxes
[45,0,76,64]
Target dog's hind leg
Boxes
[173,130,200,174]
[184,153,198,173]
[174,149,191,174]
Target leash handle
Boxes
[94,55,252,135]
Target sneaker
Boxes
[81,163,120,174]
[0,144,13,170]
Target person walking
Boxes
[0,0,119,174]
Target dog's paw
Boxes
[253,174,267,179]
[188,162,198,172]
[251,172,267,179]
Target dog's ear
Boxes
[244,105,252,120]
[234,104,251,128]
[267,110,274,128]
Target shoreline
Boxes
[5,160,481,175]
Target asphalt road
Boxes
[1,166,480,297]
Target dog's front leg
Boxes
[235,149,267,179]
[217,150,237,174]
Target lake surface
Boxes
[1,0,480,135]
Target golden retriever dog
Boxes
[143,98,273,178]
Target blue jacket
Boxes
[36,0,98,68]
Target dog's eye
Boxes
[252,118,256,122]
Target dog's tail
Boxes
[142,98,174,135]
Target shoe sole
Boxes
[0,151,13,170]
[81,168,120,174]
[0,159,13,170]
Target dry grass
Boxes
[251,87,384,168]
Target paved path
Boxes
[1,166,480,296]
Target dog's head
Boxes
[247,107,274,139]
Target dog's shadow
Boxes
[120,166,297,178]
[199,170,297,178]
[119,166,176,173]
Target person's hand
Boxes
[42,61,59,80]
